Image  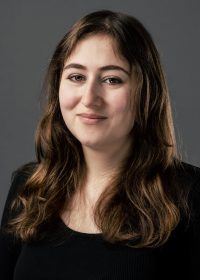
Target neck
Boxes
[80,138,132,203]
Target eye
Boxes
[103,77,123,85]
[67,74,85,82]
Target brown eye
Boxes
[68,74,85,82]
[103,77,123,84]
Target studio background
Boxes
[0,0,199,219]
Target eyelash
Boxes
[67,74,123,85]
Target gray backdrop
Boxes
[0,0,199,219]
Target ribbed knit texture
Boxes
[1,162,200,280]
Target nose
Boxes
[81,78,102,107]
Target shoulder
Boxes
[12,161,38,181]
[9,161,39,197]
[176,161,200,221]
[169,160,200,196]
[177,161,200,202]
[10,160,39,197]
[171,160,200,184]
[1,161,38,229]
[11,161,38,186]
[175,160,200,196]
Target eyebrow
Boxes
[63,63,130,76]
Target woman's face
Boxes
[59,34,137,150]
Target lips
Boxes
[77,113,107,119]
[77,113,107,125]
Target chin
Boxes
[79,138,105,150]
[81,142,101,149]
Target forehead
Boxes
[64,34,129,69]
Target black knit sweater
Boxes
[0,161,200,280]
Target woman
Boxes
[0,10,200,280]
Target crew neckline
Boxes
[58,216,103,238]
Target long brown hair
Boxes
[5,10,190,248]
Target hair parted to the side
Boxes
[5,10,190,248]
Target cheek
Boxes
[110,90,135,128]
[113,99,128,113]
[110,91,132,114]
[59,88,79,109]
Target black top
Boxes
[0,161,200,280]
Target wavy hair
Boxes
[5,10,190,248]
